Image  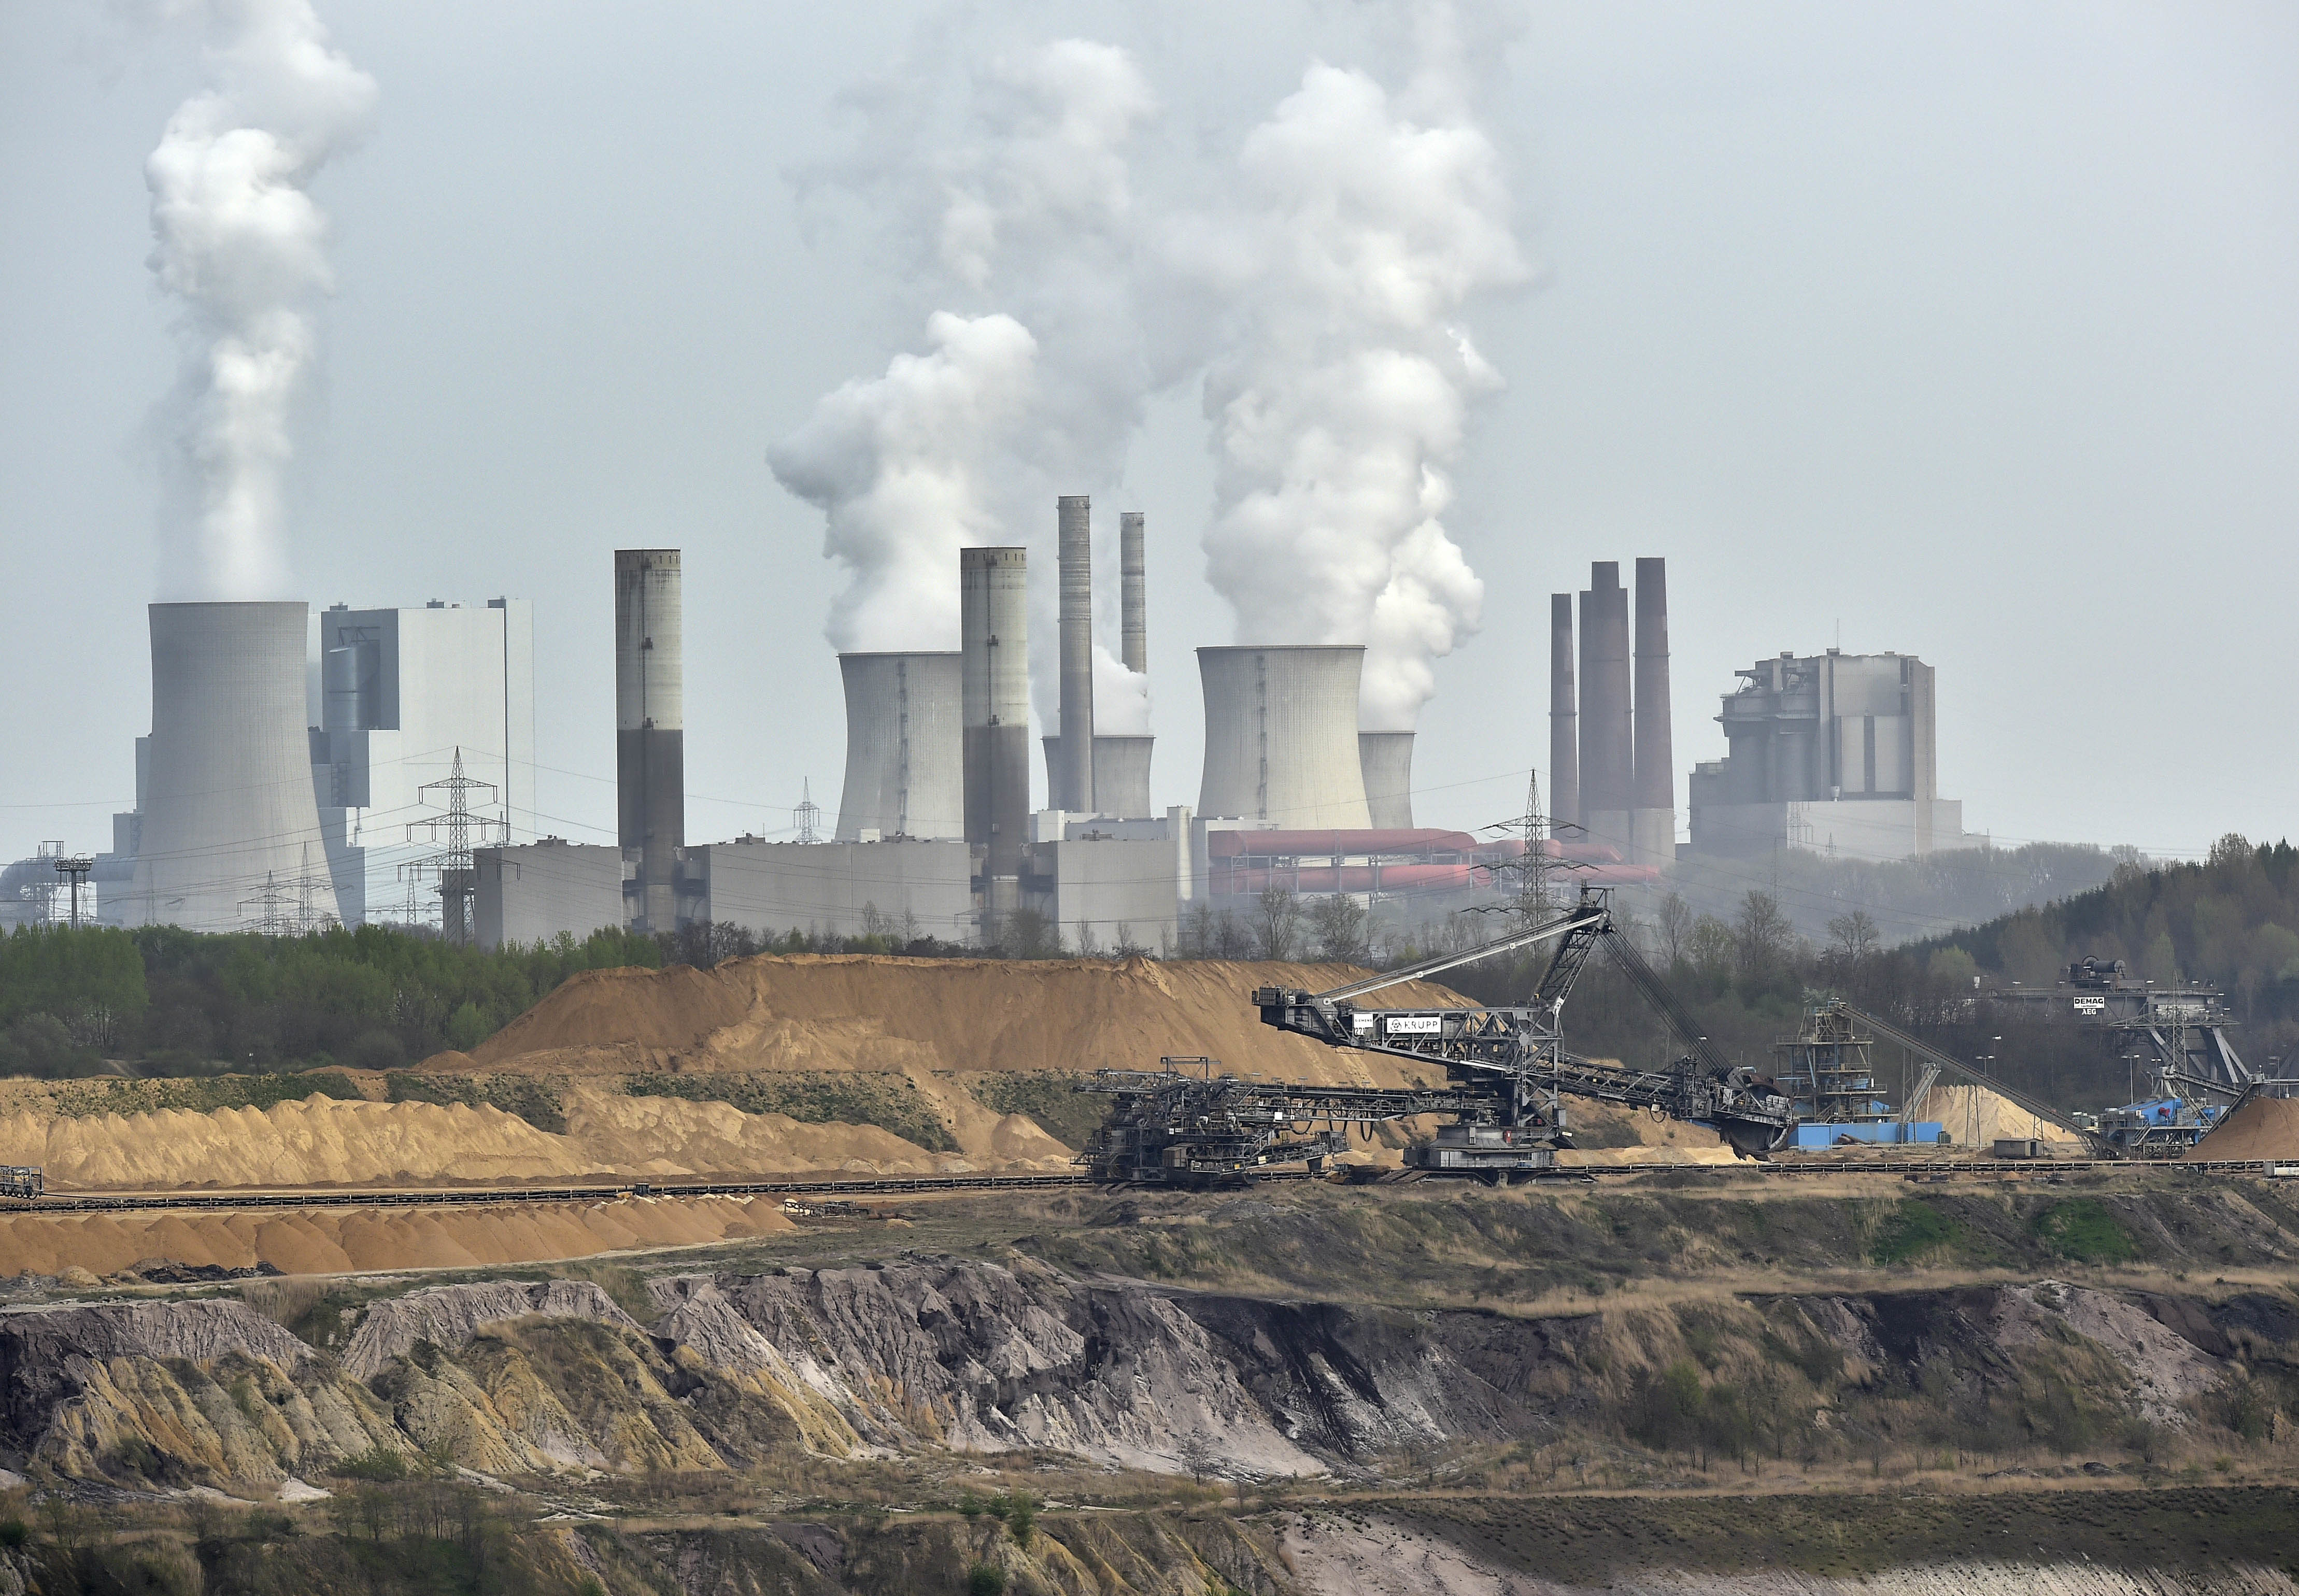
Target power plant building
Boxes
[1686,650,1974,860]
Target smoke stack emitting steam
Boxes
[774,8,1520,743]
[146,0,376,600]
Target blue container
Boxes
[1787,1121,1947,1150]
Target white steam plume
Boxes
[774,38,1169,732]
[145,0,375,600]
[1195,48,1524,731]
[777,7,1525,736]
[768,311,1039,651]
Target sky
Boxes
[1,0,2293,870]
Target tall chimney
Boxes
[1578,561,1633,856]
[1631,556,1675,866]
[1549,593,1580,831]
[961,547,1029,914]
[615,549,684,933]
[1119,512,1147,675]
[1056,494,1095,813]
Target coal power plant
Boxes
[78,505,1981,951]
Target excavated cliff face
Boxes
[0,1299,396,1486]
[2,1265,2292,1496]
[342,1280,643,1380]
[650,1264,1325,1476]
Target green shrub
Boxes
[967,1564,1008,1596]
[2032,1198,2138,1263]
[331,1445,409,1482]
[1868,1200,1962,1264]
[0,1517,27,1548]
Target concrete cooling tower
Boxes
[1358,732,1415,830]
[131,602,342,931]
[1197,645,1372,828]
[1041,734,1155,819]
[835,652,964,842]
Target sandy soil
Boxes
[0,1194,793,1277]
[1916,1082,2085,1147]
[1277,1515,2299,1595]
[464,952,1474,1088]
[0,1079,1076,1195]
[2189,1094,2299,1160]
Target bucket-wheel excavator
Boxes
[1077,886,1799,1185]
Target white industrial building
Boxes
[311,599,536,924]
[473,840,624,948]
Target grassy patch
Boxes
[969,1073,1107,1149]
[2033,1198,2139,1263]
[385,1072,566,1134]
[43,1070,364,1118]
[1867,1200,1965,1265]
[624,1071,958,1153]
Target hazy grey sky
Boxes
[2,0,2293,870]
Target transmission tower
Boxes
[30,842,62,926]
[795,778,822,845]
[1474,770,1587,919]
[240,871,298,935]
[51,854,93,928]
[402,746,508,942]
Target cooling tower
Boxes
[1631,556,1676,865]
[1359,732,1415,830]
[1119,512,1147,675]
[960,547,1029,888]
[615,549,684,933]
[131,602,342,931]
[1578,562,1634,855]
[1042,735,1155,819]
[1549,593,1580,830]
[1055,495,1095,813]
[835,652,964,842]
[1197,646,1372,828]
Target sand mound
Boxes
[560,1084,1028,1176]
[2189,1093,2299,1160]
[0,1195,793,1278]
[0,1096,603,1189]
[0,1079,1084,1193]
[470,952,1473,1090]
[1917,1083,2083,1147]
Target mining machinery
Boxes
[1077,886,1799,1185]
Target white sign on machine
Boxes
[1385,1015,1444,1036]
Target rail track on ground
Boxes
[0,1156,2284,1216]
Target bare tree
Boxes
[1826,909,1880,963]
[1256,888,1302,961]
[1212,911,1251,960]
[1733,891,1797,982]
[1307,894,1369,964]
[1176,1431,1222,1485]
[1657,892,1694,969]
